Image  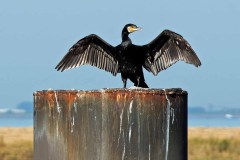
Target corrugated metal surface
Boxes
[34,88,187,160]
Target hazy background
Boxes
[0,0,239,110]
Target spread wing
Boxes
[55,34,119,76]
[143,30,201,75]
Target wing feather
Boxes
[55,34,119,76]
[144,30,201,75]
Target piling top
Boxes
[34,88,187,96]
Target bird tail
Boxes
[136,81,149,88]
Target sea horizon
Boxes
[0,112,239,127]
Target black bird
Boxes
[55,24,201,88]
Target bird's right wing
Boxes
[55,34,119,76]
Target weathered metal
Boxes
[34,88,188,160]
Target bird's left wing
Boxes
[143,30,201,75]
[55,34,119,76]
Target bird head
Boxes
[123,24,142,34]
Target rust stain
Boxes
[45,91,55,109]
[62,92,77,110]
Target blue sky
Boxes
[0,0,239,109]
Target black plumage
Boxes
[55,24,201,88]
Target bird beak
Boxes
[134,27,142,31]
[127,26,142,33]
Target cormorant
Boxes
[55,24,201,88]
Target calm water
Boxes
[0,113,33,127]
[0,115,239,127]
[188,116,240,127]
[0,117,33,127]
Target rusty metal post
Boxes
[34,89,187,160]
